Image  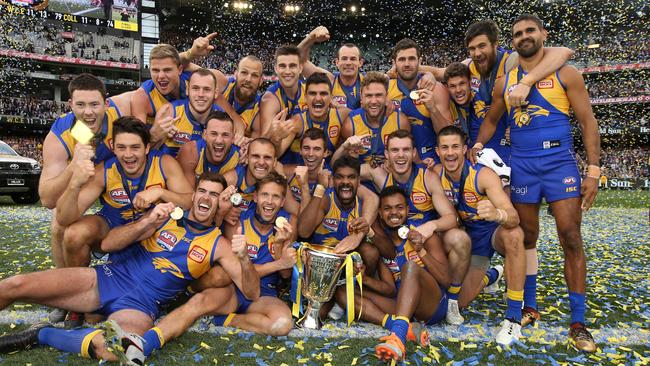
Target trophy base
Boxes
[296,302,322,330]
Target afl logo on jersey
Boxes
[247,244,259,259]
[322,218,339,231]
[328,125,340,138]
[463,192,479,203]
[173,132,191,144]
[360,135,372,150]
[332,96,347,106]
[290,185,301,201]
[391,99,401,107]
[109,188,130,205]
[411,192,427,205]
[157,230,178,251]
[471,77,481,92]
[188,246,208,263]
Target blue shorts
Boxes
[211,287,277,325]
[510,149,581,204]
[425,289,448,325]
[94,264,160,320]
[95,210,123,230]
[467,223,498,258]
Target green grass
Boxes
[591,189,649,208]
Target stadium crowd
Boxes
[0,97,69,121]
[587,77,650,99]
[0,135,43,163]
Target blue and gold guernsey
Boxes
[381,239,425,289]
[241,210,291,296]
[140,71,192,123]
[349,108,403,166]
[222,76,261,135]
[157,99,224,157]
[468,47,511,159]
[331,72,365,109]
[287,162,332,203]
[312,188,362,248]
[503,67,572,158]
[49,100,121,164]
[381,164,436,226]
[95,217,221,319]
[448,99,471,136]
[265,80,307,117]
[194,139,240,176]
[388,78,437,160]
[97,151,168,228]
[439,161,499,257]
[282,108,343,165]
[233,164,256,211]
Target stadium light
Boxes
[350,5,357,12]
[587,43,600,49]
[285,4,300,13]
[223,2,228,7]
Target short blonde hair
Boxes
[149,44,181,66]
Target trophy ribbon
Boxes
[343,252,363,326]
[290,243,305,318]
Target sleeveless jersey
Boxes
[349,108,403,166]
[312,188,362,248]
[382,164,436,226]
[287,162,332,203]
[158,99,224,157]
[503,66,572,158]
[468,48,510,154]
[110,216,221,302]
[222,76,261,135]
[234,164,256,211]
[140,71,191,123]
[448,99,471,136]
[439,161,498,232]
[282,108,343,164]
[49,99,121,164]
[265,80,307,117]
[381,238,425,289]
[388,78,437,160]
[241,209,291,296]
[99,152,167,226]
[194,139,240,176]
[331,71,364,109]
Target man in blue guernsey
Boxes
[470,14,600,352]
[0,173,260,364]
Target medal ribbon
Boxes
[115,154,153,221]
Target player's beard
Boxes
[516,38,543,58]
[235,84,256,104]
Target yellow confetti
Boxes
[200,342,211,350]
[253,344,263,350]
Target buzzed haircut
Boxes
[361,71,388,91]
[275,44,301,60]
[513,13,545,31]
[68,73,107,100]
[149,44,181,66]
[197,171,227,190]
[465,20,500,47]
[249,137,276,156]
[301,127,327,148]
[332,154,360,175]
[240,55,262,65]
[337,43,361,58]
[190,68,217,87]
[386,129,415,148]
[255,171,288,195]
[437,125,468,145]
[305,72,332,91]
[112,116,150,146]
[206,111,234,129]
[392,38,421,60]
[379,185,408,203]
[444,62,471,83]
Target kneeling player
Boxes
[0,173,259,363]
[436,125,526,345]
[337,186,449,361]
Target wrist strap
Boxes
[587,165,601,179]
[313,184,325,198]
[473,142,484,150]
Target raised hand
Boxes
[189,32,219,59]
[231,225,248,260]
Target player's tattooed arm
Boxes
[218,232,261,301]
[55,162,105,226]
[101,202,176,252]
[416,171,458,239]
[470,77,507,164]
[297,173,329,238]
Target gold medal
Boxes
[518,111,531,126]
[409,91,420,101]
[170,207,184,220]
[275,216,288,229]
[230,193,243,206]
[398,225,410,240]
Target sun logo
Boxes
[513,104,550,127]
[473,100,489,118]
[152,257,185,279]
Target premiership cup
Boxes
[295,243,361,329]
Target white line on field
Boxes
[1,310,647,346]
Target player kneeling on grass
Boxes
[108,172,298,365]
[435,125,526,345]
[336,185,450,362]
[0,173,260,365]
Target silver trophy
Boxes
[296,243,362,329]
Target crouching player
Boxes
[436,125,526,345]
[337,185,450,361]
[109,172,298,365]
[0,173,259,364]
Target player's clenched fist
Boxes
[476,200,499,222]
[70,159,95,189]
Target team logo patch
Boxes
[173,132,191,144]
[332,95,347,105]
[152,257,184,279]
[463,192,479,203]
[411,192,427,205]
[360,135,372,150]
[537,79,554,89]
[328,125,340,138]
[247,244,259,259]
[391,99,401,107]
[408,117,423,126]
[290,185,301,201]
[563,176,577,185]
[322,218,339,231]
[156,230,178,251]
[109,188,130,205]
[407,250,420,262]
[188,246,208,263]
